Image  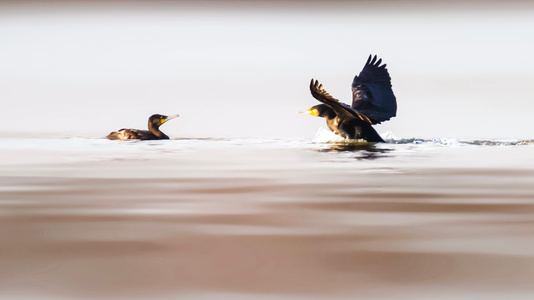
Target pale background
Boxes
[1,0,533,139]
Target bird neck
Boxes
[322,109,337,120]
[148,122,168,139]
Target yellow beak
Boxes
[298,108,319,116]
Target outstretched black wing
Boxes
[310,79,372,124]
[351,55,397,124]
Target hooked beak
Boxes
[298,108,319,116]
[165,114,179,121]
[160,114,179,125]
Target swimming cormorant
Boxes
[107,114,179,140]
[301,55,397,142]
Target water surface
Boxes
[1,137,534,300]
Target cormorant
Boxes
[107,114,179,140]
[301,55,397,142]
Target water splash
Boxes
[462,139,534,146]
[311,128,534,146]
[312,127,347,143]
[387,137,534,146]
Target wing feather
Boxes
[310,79,372,124]
[351,54,397,124]
[107,129,151,140]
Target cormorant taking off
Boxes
[107,114,179,140]
[301,55,397,142]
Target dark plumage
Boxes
[107,114,179,140]
[302,55,397,142]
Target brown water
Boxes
[1,137,534,299]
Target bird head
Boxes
[298,105,334,119]
[149,114,179,128]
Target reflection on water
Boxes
[316,141,393,160]
[1,138,534,299]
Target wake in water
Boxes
[312,127,534,146]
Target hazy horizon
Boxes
[1,0,533,139]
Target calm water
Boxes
[1,136,534,300]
